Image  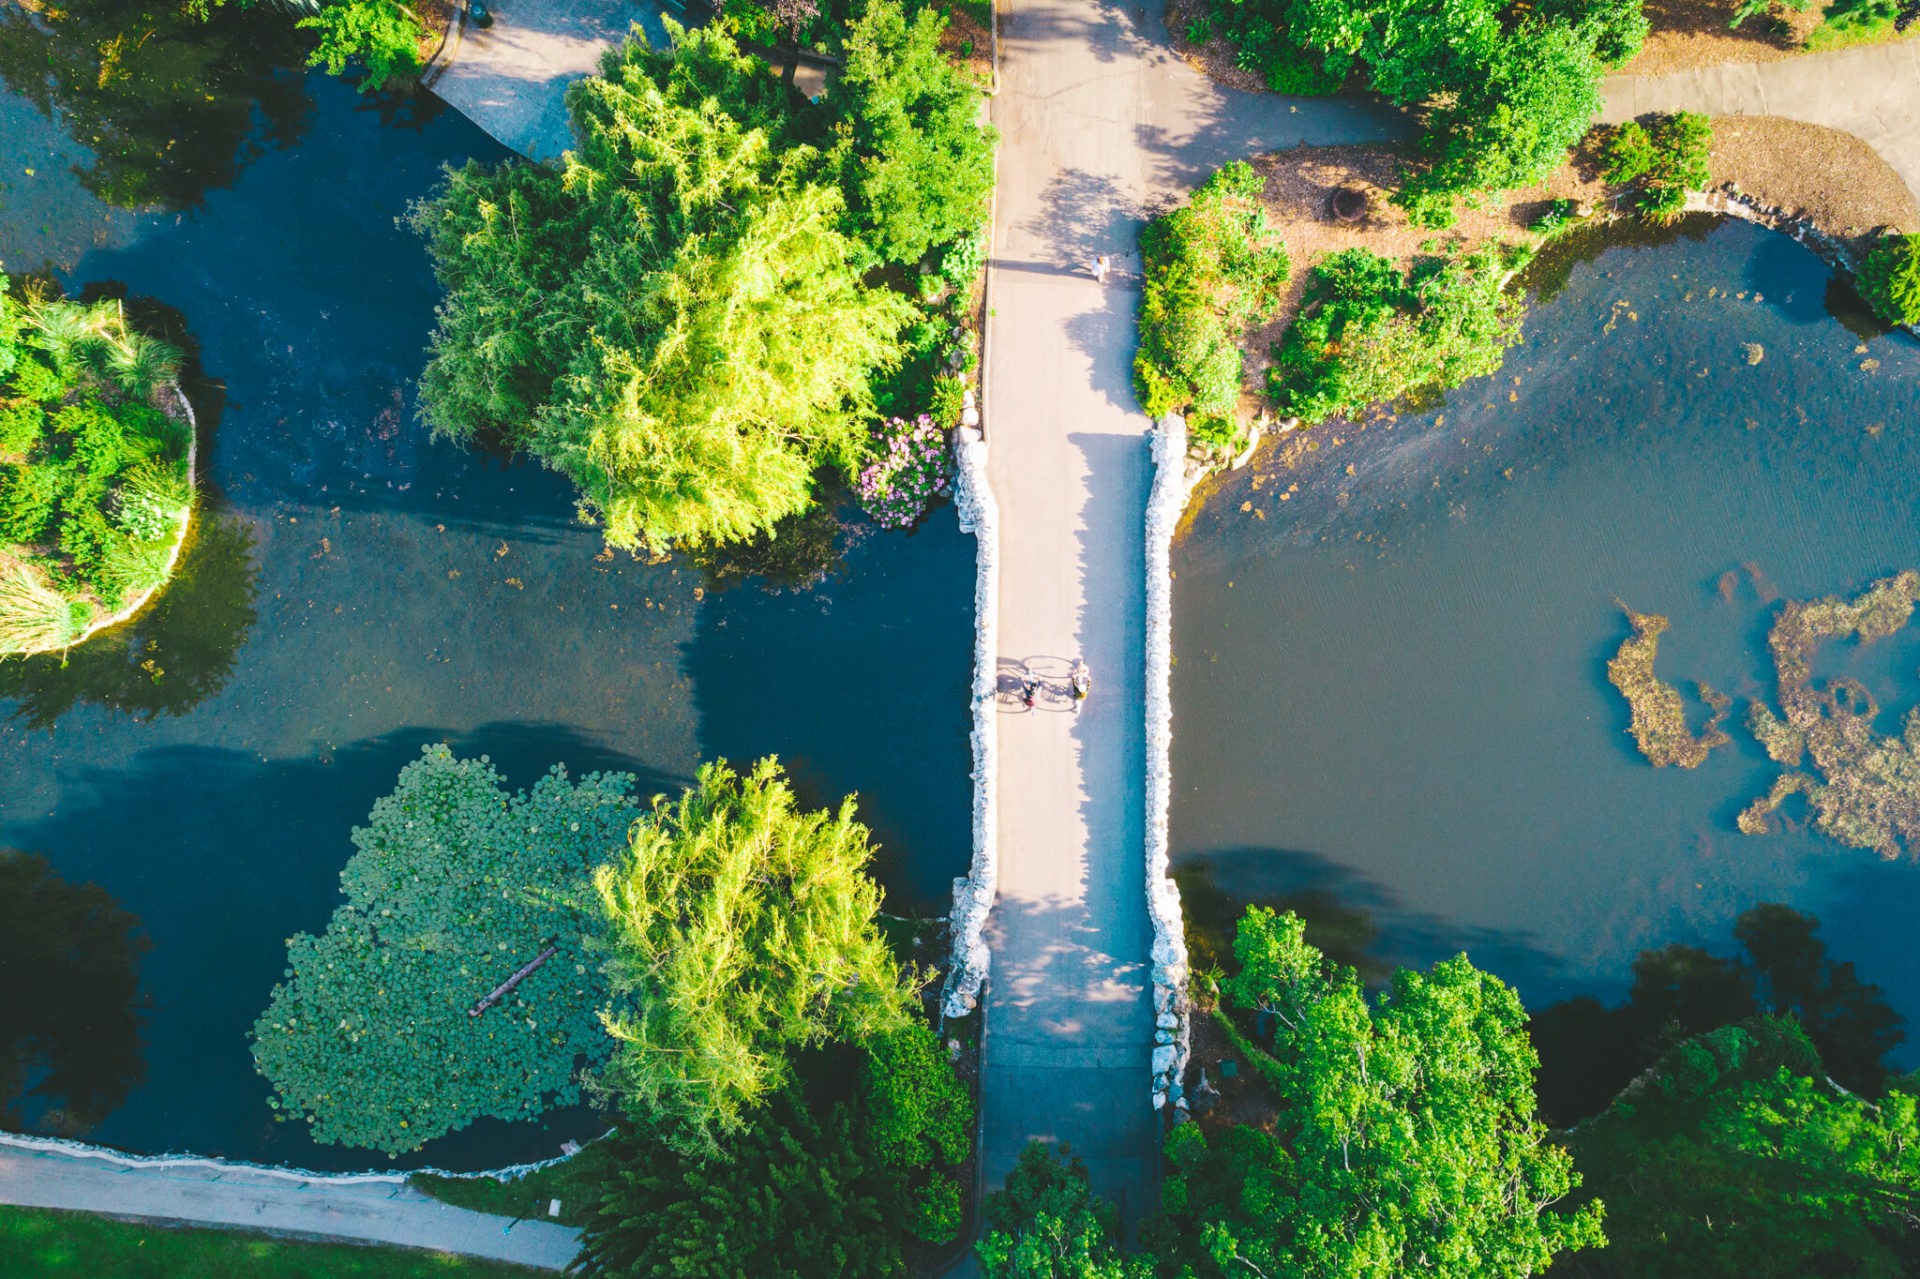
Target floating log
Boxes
[469,943,559,1018]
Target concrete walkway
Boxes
[0,1140,579,1270]
[429,0,665,161]
[1601,38,1920,205]
[974,0,1394,1245]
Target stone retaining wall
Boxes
[942,424,999,1019]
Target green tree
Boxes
[829,0,998,268]
[250,745,637,1154]
[977,1143,1149,1279]
[571,1086,907,1279]
[1561,1017,1920,1279]
[592,757,913,1154]
[413,26,912,551]
[298,0,423,92]
[1206,0,1640,222]
[1856,232,1920,327]
[1145,906,1604,1279]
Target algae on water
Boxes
[1606,606,1731,768]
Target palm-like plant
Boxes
[102,328,184,400]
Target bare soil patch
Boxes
[1706,116,1919,240]
[936,1,995,87]
[1618,0,1821,75]
[411,0,456,65]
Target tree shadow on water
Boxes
[0,0,313,212]
[3,723,682,1167]
[0,509,262,730]
[0,850,150,1139]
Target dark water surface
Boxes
[0,57,969,1167]
[1172,218,1920,1042]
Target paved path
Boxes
[0,1141,579,1270]
[975,0,1394,1248]
[429,0,666,161]
[1601,39,1920,205]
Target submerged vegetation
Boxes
[1739,571,1920,856]
[1606,606,1731,768]
[0,285,194,655]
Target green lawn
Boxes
[0,1206,548,1278]
[410,1135,618,1229]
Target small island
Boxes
[0,288,196,656]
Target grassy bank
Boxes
[0,1206,544,1278]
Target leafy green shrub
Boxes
[909,1173,964,1246]
[298,0,422,92]
[0,288,192,653]
[1213,0,1636,220]
[1566,1018,1920,1279]
[939,228,990,305]
[928,373,967,427]
[862,1022,973,1169]
[0,403,42,459]
[1134,162,1290,422]
[1605,113,1713,214]
[1530,197,1581,235]
[1267,242,1526,424]
[593,757,914,1155]
[978,1142,1146,1279]
[1144,907,1605,1279]
[1856,232,1920,326]
[250,745,637,1154]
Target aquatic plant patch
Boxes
[251,745,638,1155]
[857,414,953,529]
[0,289,193,655]
[1606,606,1731,768]
[1738,571,1920,857]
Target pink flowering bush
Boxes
[856,414,952,529]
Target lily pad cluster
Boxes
[250,744,638,1155]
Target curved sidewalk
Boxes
[974,0,1396,1246]
[1602,39,1920,205]
[0,1139,578,1270]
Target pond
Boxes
[1171,217,1920,1074]
[0,20,971,1170]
